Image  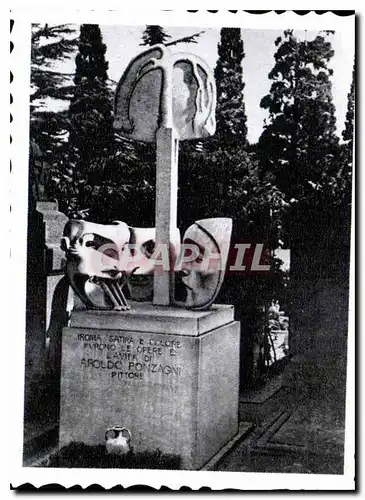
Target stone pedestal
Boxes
[24,201,71,459]
[59,303,240,469]
[25,202,69,396]
[36,201,70,331]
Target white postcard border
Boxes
[8,9,355,491]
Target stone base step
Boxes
[200,422,254,471]
[23,423,59,466]
[239,374,286,423]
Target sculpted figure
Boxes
[126,226,180,302]
[61,220,131,311]
[62,220,180,310]
[174,218,232,310]
[61,218,231,311]
[61,46,231,312]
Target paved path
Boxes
[218,384,346,474]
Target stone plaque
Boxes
[59,306,240,469]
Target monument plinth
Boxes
[59,44,241,470]
[59,303,240,470]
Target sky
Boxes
[37,25,354,144]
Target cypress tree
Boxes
[67,24,114,214]
[179,27,249,224]
[140,26,170,46]
[69,24,113,165]
[212,27,248,148]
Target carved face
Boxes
[174,218,232,310]
[113,44,216,142]
[61,220,131,278]
[62,220,182,309]
[61,220,131,309]
[61,218,231,311]
[127,227,181,302]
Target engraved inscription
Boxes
[77,333,183,382]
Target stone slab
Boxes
[59,309,240,470]
[200,421,254,471]
[36,201,59,212]
[239,374,285,423]
[43,213,69,246]
[70,303,234,336]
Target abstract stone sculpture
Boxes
[61,218,232,311]
[61,45,231,311]
[114,44,216,142]
[114,44,217,306]
[174,218,232,310]
[61,220,131,310]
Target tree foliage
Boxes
[258,30,353,285]
[211,27,248,148]
[140,25,204,48]
[178,135,287,389]
[140,26,171,46]
[59,24,115,216]
[31,24,77,104]
[166,31,205,47]
[254,30,352,378]
[68,25,113,167]
[340,61,355,205]
[343,62,355,145]
[258,30,339,202]
[30,24,78,187]
[177,27,289,385]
